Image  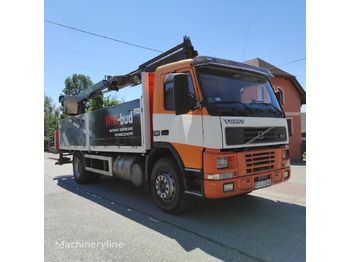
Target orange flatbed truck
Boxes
[57,37,291,214]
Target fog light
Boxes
[217,157,229,169]
[223,183,234,192]
[284,160,290,168]
[284,170,289,178]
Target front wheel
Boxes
[150,158,188,214]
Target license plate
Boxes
[254,179,272,189]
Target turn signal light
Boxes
[206,172,233,180]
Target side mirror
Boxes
[174,73,191,115]
[164,73,191,115]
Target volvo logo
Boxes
[224,119,244,125]
[245,127,275,145]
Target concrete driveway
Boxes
[45,153,306,261]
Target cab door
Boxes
[153,68,204,169]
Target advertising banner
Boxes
[89,99,142,147]
[59,114,88,147]
[59,99,142,149]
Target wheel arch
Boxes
[145,142,185,191]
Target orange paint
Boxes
[148,73,155,144]
[203,149,238,177]
[204,166,290,198]
[171,142,203,169]
[236,147,283,176]
[203,146,290,198]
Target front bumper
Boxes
[202,146,291,198]
[203,166,291,198]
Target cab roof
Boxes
[191,56,274,79]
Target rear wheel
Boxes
[151,158,188,214]
[73,152,96,184]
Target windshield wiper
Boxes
[251,102,284,116]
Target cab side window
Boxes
[164,71,195,111]
[186,71,195,95]
[164,81,175,111]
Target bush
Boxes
[44,95,59,151]
[44,136,49,152]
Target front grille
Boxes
[225,127,287,146]
[240,150,276,175]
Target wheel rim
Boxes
[73,157,81,179]
[155,172,175,201]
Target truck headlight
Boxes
[283,150,289,159]
[217,157,229,169]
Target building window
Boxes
[258,86,265,101]
[277,88,284,104]
[274,86,285,105]
[287,118,293,136]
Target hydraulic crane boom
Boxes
[59,36,198,115]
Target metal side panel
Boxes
[59,99,147,152]
[88,146,147,153]
[58,113,90,150]
[84,154,113,176]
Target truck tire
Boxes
[73,152,92,184]
[150,158,188,214]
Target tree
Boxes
[63,74,93,95]
[87,94,120,112]
[87,94,119,112]
[61,74,102,113]
[103,94,120,107]
[44,95,60,151]
[44,74,121,151]
[86,95,104,112]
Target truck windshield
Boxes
[196,66,284,117]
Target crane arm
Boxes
[59,36,197,115]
